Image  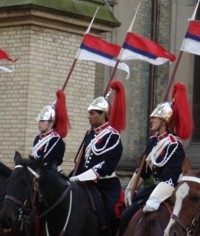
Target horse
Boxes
[118,201,172,236]
[164,157,200,236]
[0,164,12,236]
[0,162,34,236]
[0,151,101,236]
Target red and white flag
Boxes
[118,32,176,65]
[0,49,18,73]
[181,20,200,56]
[76,34,130,79]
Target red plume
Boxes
[109,80,126,133]
[169,83,194,140]
[55,90,70,138]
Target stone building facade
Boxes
[0,0,199,180]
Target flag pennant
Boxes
[76,34,130,78]
[118,32,176,65]
[181,20,200,56]
[0,49,18,73]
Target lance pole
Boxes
[104,1,142,96]
[163,0,200,101]
[61,7,99,91]
[62,58,78,91]
[162,51,183,101]
[131,153,146,199]
[103,60,120,96]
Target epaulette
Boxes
[51,132,60,138]
[169,134,178,144]
[109,126,119,135]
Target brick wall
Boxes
[0,25,95,173]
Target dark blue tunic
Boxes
[121,131,185,224]
[32,130,65,168]
[75,122,123,226]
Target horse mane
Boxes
[182,156,200,178]
[13,151,69,191]
[0,162,12,178]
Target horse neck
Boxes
[38,170,69,204]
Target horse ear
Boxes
[182,156,191,174]
[14,151,22,165]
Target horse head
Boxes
[164,157,200,236]
[0,151,41,233]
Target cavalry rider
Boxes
[118,83,193,234]
[32,90,69,172]
[70,80,126,236]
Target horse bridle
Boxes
[171,211,200,236]
[170,175,200,236]
[6,164,74,235]
[4,165,39,234]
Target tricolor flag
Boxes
[0,49,18,73]
[118,32,176,65]
[76,34,130,78]
[181,20,200,56]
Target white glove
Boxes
[69,169,97,183]
[69,176,79,183]
[124,188,132,207]
[143,197,161,212]
[124,173,143,207]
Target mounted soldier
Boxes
[32,90,70,172]
[118,82,194,235]
[69,80,126,236]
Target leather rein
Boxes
[5,165,73,235]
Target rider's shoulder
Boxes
[168,133,179,144]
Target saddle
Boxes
[80,182,123,236]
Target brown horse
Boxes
[164,158,200,236]
[119,201,172,236]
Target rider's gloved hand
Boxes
[69,169,97,183]
[124,188,132,207]
[69,176,79,183]
[124,173,143,207]
[143,197,161,212]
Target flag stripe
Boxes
[119,32,176,65]
[181,20,200,56]
[186,21,200,37]
[181,38,200,56]
[0,65,15,73]
[186,32,200,42]
[123,42,157,59]
[76,34,130,78]
[120,49,169,65]
[122,32,176,61]
[0,49,17,62]
[185,21,200,42]
[81,34,121,58]
[80,44,114,60]
[77,48,116,65]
